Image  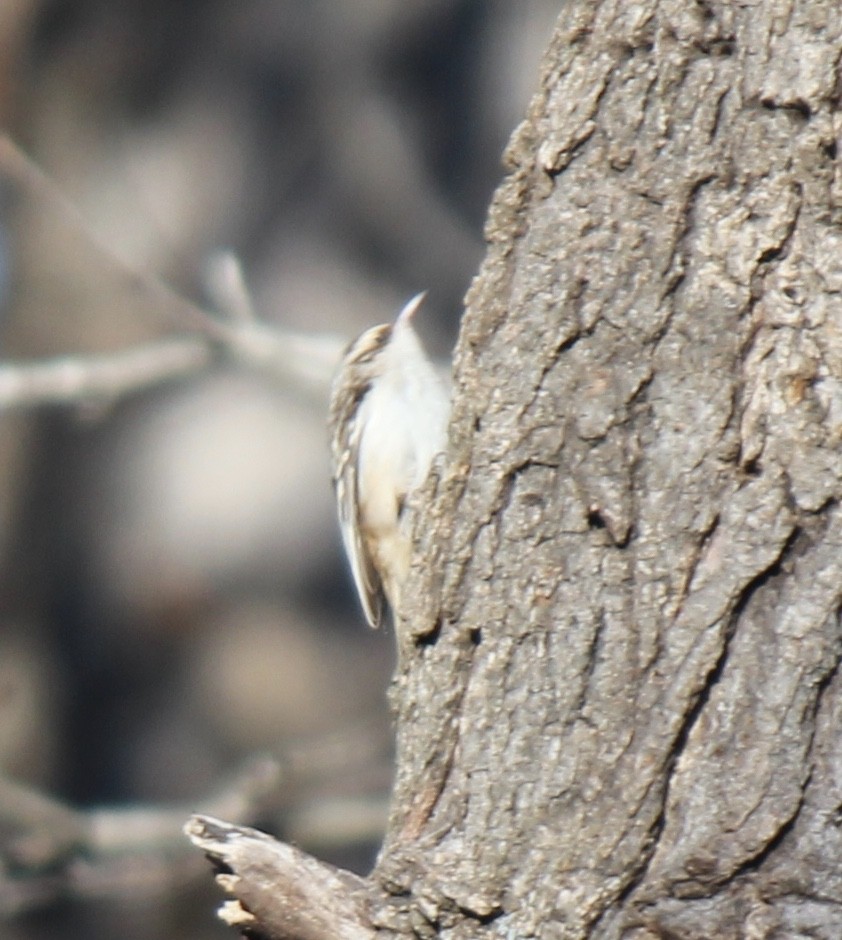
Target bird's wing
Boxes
[329,371,385,629]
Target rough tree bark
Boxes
[190,2,842,939]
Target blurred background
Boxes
[0,1,559,937]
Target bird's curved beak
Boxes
[395,290,428,327]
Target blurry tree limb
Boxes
[0,717,394,916]
[204,250,258,324]
[0,756,281,915]
[0,338,213,410]
[0,134,346,410]
[0,320,345,412]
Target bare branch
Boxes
[211,318,346,398]
[185,815,374,940]
[0,338,213,410]
[86,756,282,858]
[0,757,283,915]
[0,135,348,410]
[204,250,258,323]
[0,321,347,411]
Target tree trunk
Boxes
[379,1,842,938]
[191,2,842,938]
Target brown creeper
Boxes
[329,292,450,628]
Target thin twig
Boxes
[204,250,257,323]
[0,338,212,410]
[0,323,346,411]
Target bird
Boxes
[329,292,450,628]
